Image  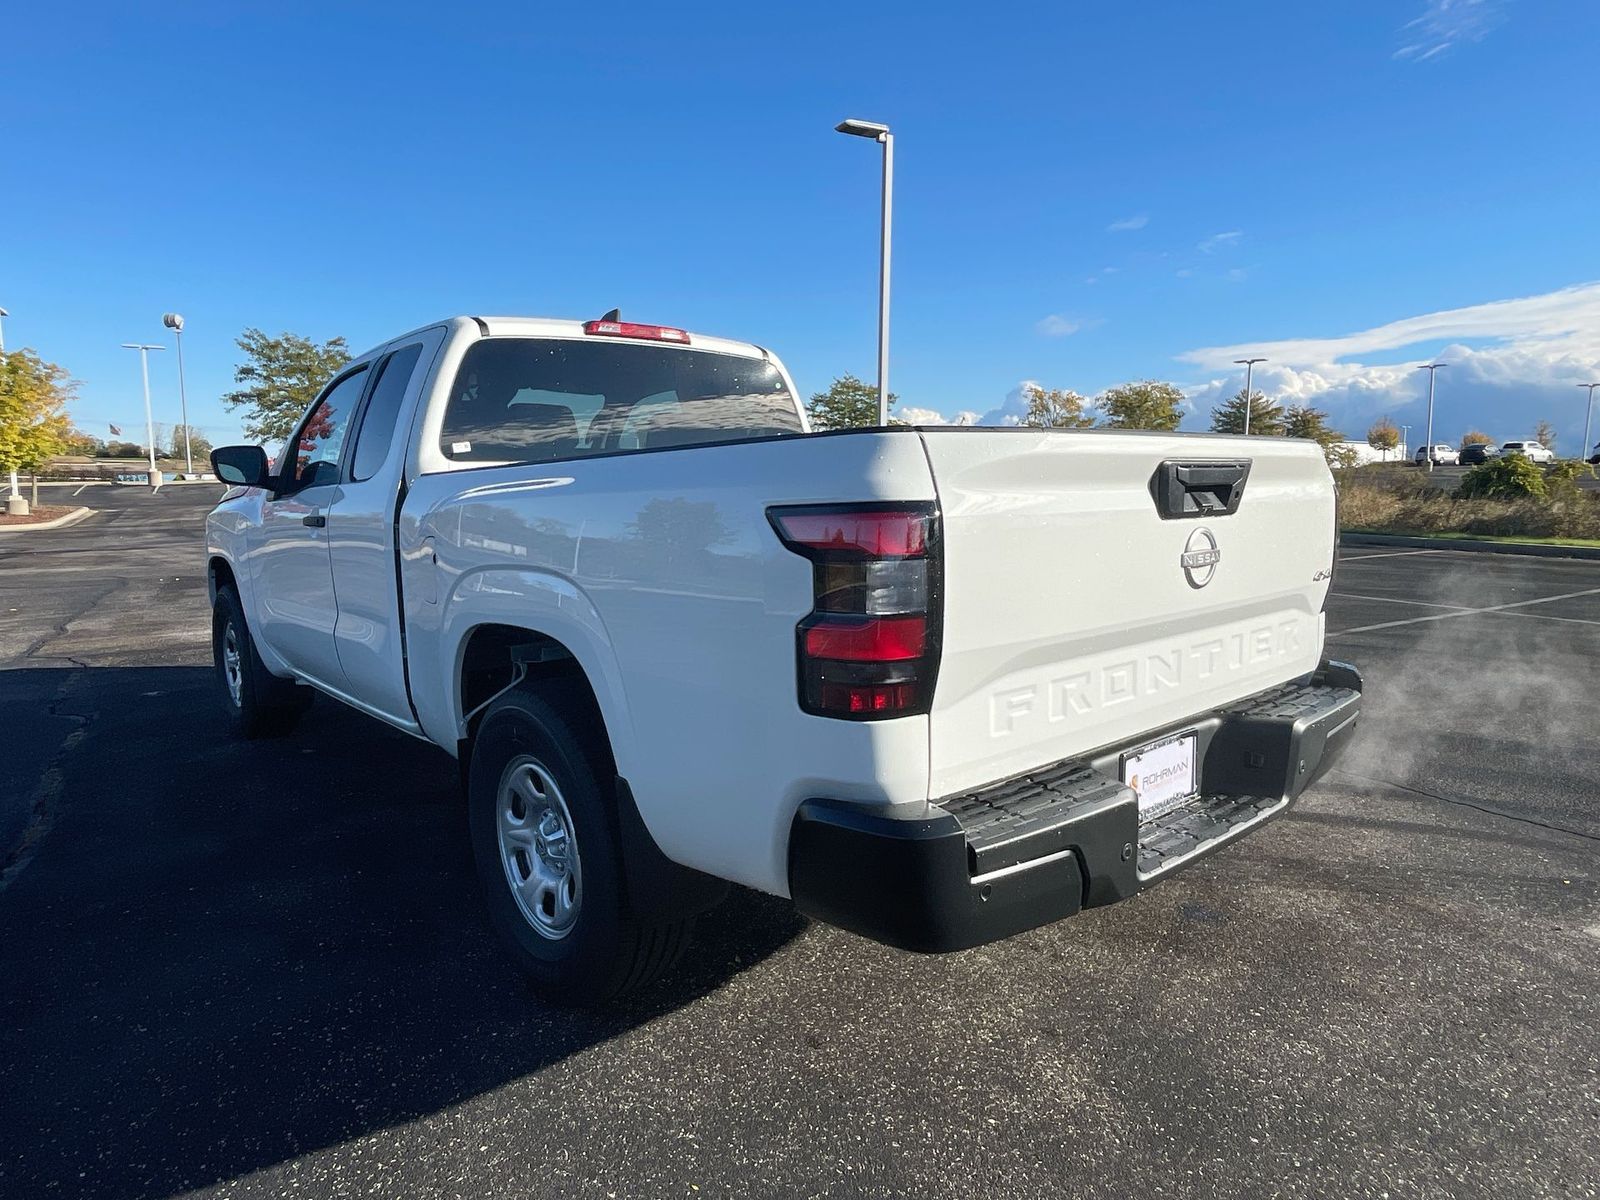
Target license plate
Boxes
[1122,733,1198,819]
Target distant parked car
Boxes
[1415,444,1459,465]
[1588,442,1600,466]
[1459,443,1500,465]
[1502,440,1555,464]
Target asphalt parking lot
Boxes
[2,485,1598,1200]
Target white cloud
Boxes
[897,405,981,426]
[1107,214,1149,232]
[1198,231,1242,254]
[1177,282,1600,451]
[1035,314,1083,337]
[1395,0,1505,61]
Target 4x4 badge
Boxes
[1181,527,1220,589]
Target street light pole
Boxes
[0,306,16,507]
[1234,357,1266,435]
[163,313,192,474]
[836,118,894,426]
[121,343,166,488]
[1400,425,1411,461]
[1579,382,1600,464]
[1416,362,1447,471]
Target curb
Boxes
[0,507,97,534]
[1341,531,1600,561]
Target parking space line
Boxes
[1337,549,1448,562]
[1330,591,1472,611]
[1477,608,1600,629]
[1328,586,1600,638]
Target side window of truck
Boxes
[349,344,424,482]
[284,367,368,491]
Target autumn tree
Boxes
[0,348,75,510]
[1533,419,1557,451]
[1460,430,1493,447]
[1022,384,1094,429]
[1209,388,1283,436]
[805,373,897,430]
[222,329,351,443]
[1366,417,1401,459]
[62,428,105,456]
[1099,380,1185,431]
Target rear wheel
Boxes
[212,586,309,738]
[468,681,693,1003]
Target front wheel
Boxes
[468,682,692,1003]
[211,586,309,738]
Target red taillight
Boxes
[582,319,691,344]
[769,503,941,720]
[770,509,928,558]
[803,615,926,662]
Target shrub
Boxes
[1455,455,1547,501]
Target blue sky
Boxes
[4,0,1600,451]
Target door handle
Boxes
[302,512,326,528]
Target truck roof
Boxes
[362,316,770,362]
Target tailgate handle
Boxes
[1151,460,1251,519]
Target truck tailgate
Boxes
[920,429,1335,798]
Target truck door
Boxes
[326,327,445,725]
[246,363,370,689]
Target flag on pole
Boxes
[109,423,123,435]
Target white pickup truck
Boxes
[207,314,1362,1001]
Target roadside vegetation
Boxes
[1339,459,1600,542]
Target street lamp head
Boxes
[121,342,165,351]
[0,307,9,318]
[163,313,185,332]
[1233,357,1266,366]
[1416,362,1447,370]
[836,118,890,139]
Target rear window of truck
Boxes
[439,338,803,465]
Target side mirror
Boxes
[211,445,271,489]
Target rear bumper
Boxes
[788,660,1363,952]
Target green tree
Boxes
[1366,417,1401,459]
[1456,455,1547,501]
[0,348,75,483]
[1209,388,1284,436]
[1022,384,1095,429]
[1283,404,1345,463]
[1099,380,1185,431]
[105,440,145,458]
[222,329,351,443]
[170,424,213,462]
[805,373,897,430]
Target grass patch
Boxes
[1338,464,1600,541]
[1344,528,1600,549]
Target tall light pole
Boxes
[163,313,193,474]
[1400,425,1411,461]
[836,117,893,427]
[1579,382,1600,463]
[1234,357,1266,434]
[0,305,9,353]
[121,343,166,488]
[1416,362,1447,471]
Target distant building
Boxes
[1335,440,1407,465]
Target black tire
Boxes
[468,680,693,1003]
[212,586,310,738]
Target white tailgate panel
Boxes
[922,431,1334,798]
